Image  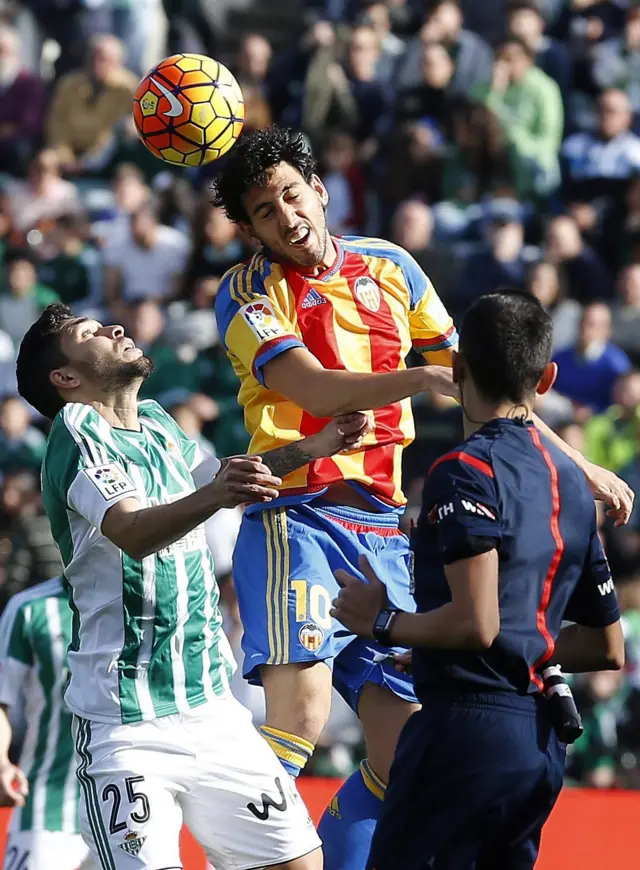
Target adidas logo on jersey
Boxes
[301,288,326,309]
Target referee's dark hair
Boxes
[459,289,553,405]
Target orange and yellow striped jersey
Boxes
[215,235,458,508]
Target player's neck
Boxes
[89,389,141,432]
[462,396,533,439]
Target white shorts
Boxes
[71,694,320,870]
[3,830,94,870]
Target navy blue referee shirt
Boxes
[411,417,620,701]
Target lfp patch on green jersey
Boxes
[41,400,235,725]
[0,578,79,834]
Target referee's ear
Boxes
[536,362,557,397]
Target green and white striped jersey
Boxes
[0,577,79,834]
[41,400,235,725]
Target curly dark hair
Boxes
[16,303,74,419]
[211,126,317,224]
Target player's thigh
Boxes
[72,716,187,869]
[260,660,333,742]
[180,695,321,870]
[357,681,420,782]
[3,831,90,870]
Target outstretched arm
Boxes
[259,413,372,479]
[531,412,634,526]
[263,347,458,418]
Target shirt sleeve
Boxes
[424,453,502,565]
[215,265,306,386]
[398,250,458,365]
[45,413,144,532]
[0,602,32,708]
[563,525,620,628]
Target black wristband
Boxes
[372,608,400,647]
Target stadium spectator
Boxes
[0,24,47,177]
[453,200,531,308]
[37,213,96,307]
[553,301,632,412]
[0,395,46,475]
[0,470,61,612]
[438,97,512,205]
[6,149,81,236]
[181,201,247,298]
[103,197,189,309]
[233,33,274,131]
[356,2,406,83]
[0,249,58,348]
[527,259,583,351]
[390,199,459,301]
[320,129,367,234]
[507,0,574,96]
[46,34,138,175]
[90,162,151,247]
[545,213,614,302]
[396,0,494,96]
[474,35,564,199]
[562,89,640,205]
[593,5,640,120]
[396,42,457,132]
[325,24,394,146]
[584,370,640,471]
[612,264,640,366]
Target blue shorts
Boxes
[368,693,566,870]
[232,502,417,711]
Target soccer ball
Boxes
[132,54,245,166]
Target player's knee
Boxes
[261,662,332,745]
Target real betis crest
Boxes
[118,830,146,857]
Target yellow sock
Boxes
[260,725,315,778]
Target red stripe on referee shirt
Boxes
[343,251,405,502]
[528,426,564,691]
[282,263,343,488]
[429,450,495,479]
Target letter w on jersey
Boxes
[598,578,615,596]
[247,777,288,821]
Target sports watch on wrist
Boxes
[372,608,400,646]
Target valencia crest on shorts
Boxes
[298,623,324,652]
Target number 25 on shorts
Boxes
[291,581,332,629]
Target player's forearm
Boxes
[552,623,625,673]
[261,440,323,480]
[103,484,224,560]
[0,708,13,767]
[531,413,588,470]
[389,606,497,651]
[300,367,448,417]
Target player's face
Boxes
[52,317,152,395]
[241,163,331,268]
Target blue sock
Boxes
[318,760,385,870]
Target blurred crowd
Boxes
[2,0,640,786]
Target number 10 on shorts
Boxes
[291,581,332,629]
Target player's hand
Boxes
[0,763,28,808]
[308,413,373,458]
[584,461,635,527]
[211,456,282,507]
[331,556,389,638]
[392,652,413,674]
[424,366,460,401]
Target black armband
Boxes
[442,535,498,566]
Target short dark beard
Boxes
[80,355,153,393]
